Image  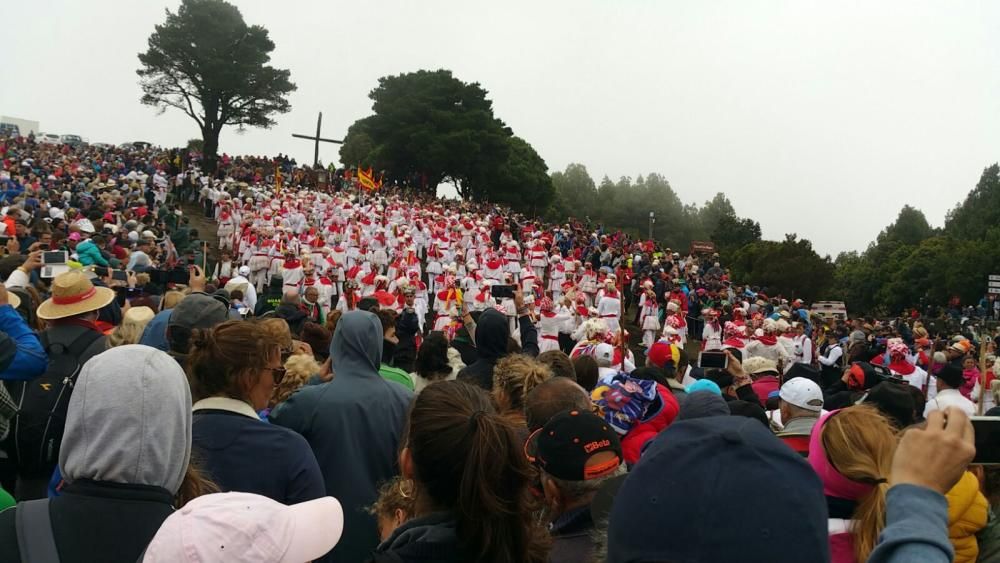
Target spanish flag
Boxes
[358,166,378,191]
[275,165,284,193]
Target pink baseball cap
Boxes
[68,232,82,241]
[142,492,344,562]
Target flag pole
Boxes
[619,270,627,371]
[978,331,989,415]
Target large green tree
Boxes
[137,0,296,172]
[877,205,935,246]
[712,213,762,256]
[340,69,552,213]
[946,164,1000,240]
[698,193,737,239]
[547,163,598,222]
[488,137,554,216]
[729,234,835,302]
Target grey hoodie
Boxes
[59,344,192,494]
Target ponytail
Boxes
[852,480,889,561]
[408,381,548,563]
[819,405,896,562]
[175,460,220,508]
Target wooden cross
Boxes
[291,112,343,167]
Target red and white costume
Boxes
[596,283,621,334]
[538,298,572,353]
[638,289,660,349]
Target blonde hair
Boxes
[161,290,184,311]
[270,353,319,408]
[107,306,155,348]
[820,405,897,562]
[257,317,293,350]
[492,355,553,415]
[368,476,416,520]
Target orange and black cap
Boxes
[526,409,623,481]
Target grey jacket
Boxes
[273,311,414,563]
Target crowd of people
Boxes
[0,131,999,562]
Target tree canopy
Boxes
[545,164,762,255]
[729,235,836,303]
[946,164,1000,240]
[828,165,1000,315]
[339,69,552,213]
[137,0,295,171]
[543,159,1000,315]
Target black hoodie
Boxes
[456,308,538,391]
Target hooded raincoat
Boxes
[456,308,539,391]
[0,345,192,563]
[272,310,413,563]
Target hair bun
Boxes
[190,328,215,351]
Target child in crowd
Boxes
[370,477,416,542]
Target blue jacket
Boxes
[868,484,954,563]
[0,181,23,203]
[192,404,325,505]
[74,239,108,267]
[0,305,46,380]
[138,310,172,352]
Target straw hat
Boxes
[3,289,20,309]
[123,305,155,325]
[37,270,115,320]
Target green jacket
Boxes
[0,486,13,511]
[379,364,415,391]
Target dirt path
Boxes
[180,201,222,268]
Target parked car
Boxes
[0,123,19,138]
[37,133,61,145]
[91,142,114,150]
[117,141,152,150]
[60,134,84,147]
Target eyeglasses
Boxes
[264,366,286,386]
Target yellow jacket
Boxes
[946,471,989,563]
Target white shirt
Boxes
[923,388,976,418]
[894,366,928,392]
[225,275,257,312]
[819,345,843,366]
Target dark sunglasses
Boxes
[265,366,287,385]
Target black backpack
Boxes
[7,329,102,478]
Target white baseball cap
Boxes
[594,343,615,365]
[142,492,344,563]
[778,378,824,412]
[238,265,251,277]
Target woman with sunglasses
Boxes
[186,320,325,504]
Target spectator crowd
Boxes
[0,131,998,562]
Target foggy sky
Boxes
[4,0,999,256]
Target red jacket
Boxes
[621,383,680,465]
[751,375,780,405]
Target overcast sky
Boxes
[4,0,999,255]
